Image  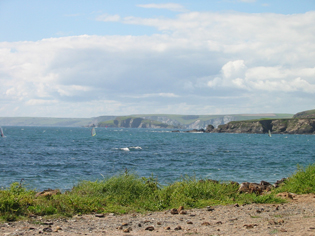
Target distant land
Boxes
[0,113,293,129]
[204,109,315,134]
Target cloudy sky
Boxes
[1,0,315,118]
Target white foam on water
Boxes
[120,147,130,151]
[129,146,142,150]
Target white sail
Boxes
[91,127,96,136]
[268,130,272,137]
[0,127,4,137]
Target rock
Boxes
[205,125,215,132]
[180,210,187,214]
[123,227,132,233]
[164,226,171,230]
[95,214,105,218]
[276,192,295,199]
[243,224,258,229]
[249,183,264,194]
[274,178,287,188]
[201,222,211,226]
[157,222,162,225]
[54,226,62,232]
[43,227,52,232]
[35,189,61,198]
[178,206,184,212]
[171,208,179,214]
[145,226,155,231]
[42,222,53,225]
[234,203,239,207]
[187,221,193,224]
[238,182,250,193]
[206,206,214,211]
[174,226,182,230]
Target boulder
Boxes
[35,189,61,198]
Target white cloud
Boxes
[207,60,315,93]
[96,14,121,22]
[137,3,186,12]
[1,11,315,117]
[238,0,256,3]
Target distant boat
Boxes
[0,127,5,137]
[91,127,96,136]
[268,130,272,137]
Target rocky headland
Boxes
[209,118,315,134]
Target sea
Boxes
[0,126,314,191]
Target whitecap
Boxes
[120,147,130,151]
[129,146,142,150]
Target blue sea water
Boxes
[0,126,315,191]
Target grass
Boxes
[3,163,315,222]
[275,163,315,194]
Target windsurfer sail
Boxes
[91,127,96,136]
[0,127,4,137]
[268,130,272,137]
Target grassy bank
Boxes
[1,164,315,222]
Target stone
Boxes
[95,214,105,218]
[178,206,184,212]
[238,182,250,193]
[243,224,257,229]
[201,222,211,226]
[276,192,294,199]
[187,221,193,224]
[206,206,214,211]
[164,226,171,230]
[54,226,62,232]
[145,226,155,231]
[43,227,52,232]
[123,227,132,233]
[174,226,182,230]
[180,210,187,214]
[171,208,179,214]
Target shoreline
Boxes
[2,193,315,235]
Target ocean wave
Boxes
[129,146,142,150]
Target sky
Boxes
[1,0,315,118]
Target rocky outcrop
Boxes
[211,118,315,134]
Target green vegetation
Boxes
[293,109,315,118]
[2,163,315,222]
[275,164,315,194]
[0,171,286,222]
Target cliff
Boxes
[98,117,177,129]
[293,109,315,119]
[211,118,315,134]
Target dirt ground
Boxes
[2,193,315,236]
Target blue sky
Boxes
[0,0,315,117]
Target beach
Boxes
[2,193,315,235]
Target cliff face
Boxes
[143,115,237,129]
[99,117,175,129]
[212,118,315,134]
